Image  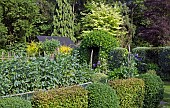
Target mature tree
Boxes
[52,0,75,41]
[81,2,126,39]
[138,0,170,46]
[0,0,40,47]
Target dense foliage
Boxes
[108,47,128,70]
[132,47,170,80]
[40,39,60,54]
[0,51,93,96]
[0,97,32,108]
[109,78,145,108]
[137,73,164,108]
[86,83,119,108]
[81,1,126,39]
[32,86,88,108]
[52,0,75,41]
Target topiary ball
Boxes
[137,73,164,108]
[86,83,119,108]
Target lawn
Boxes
[160,82,170,108]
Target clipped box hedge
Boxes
[32,86,88,108]
[137,73,164,108]
[86,83,119,108]
[108,47,128,70]
[109,78,145,108]
[132,47,170,80]
[0,97,32,108]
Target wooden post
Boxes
[90,49,93,68]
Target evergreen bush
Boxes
[109,78,145,108]
[137,73,164,108]
[86,83,119,108]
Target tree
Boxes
[52,0,75,41]
[0,0,40,46]
[81,1,126,41]
[138,0,170,46]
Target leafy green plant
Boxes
[0,97,32,108]
[108,47,128,70]
[109,78,145,108]
[108,52,138,79]
[40,39,60,54]
[137,73,164,108]
[32,86,88,108]
[91,73,108,83]
[0,50,93,96]
[86,83,120,108]
[26,41,40,56]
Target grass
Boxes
[160,82,170,108]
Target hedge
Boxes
[132,47,170,80]
[86,83,119,108]
[32,86,88,108]
[109,78,145,108]
[132,47,159,73]
[108,47,128,71]
[137,73,164,108]
[0,97,32,108]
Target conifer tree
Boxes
[52,0,75,41]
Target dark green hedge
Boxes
[132,47,170,80]
[137,73,164,108]
[108,47,128,70]
[109,78,145,108]
[86,83,119,108]
[0,97,32,108]
[132,47,159,73]
[32,86,88,108]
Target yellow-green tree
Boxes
[81,2,126,39]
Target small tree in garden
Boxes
[52,0,75,41]
[81,1,126,39]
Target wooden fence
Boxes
[0,51,56,61]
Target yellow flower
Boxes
[59,46,72,54]
[26,41,39,56]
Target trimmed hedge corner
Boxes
[86,83,119,108]
[109,78,145,108]
[108,47,128,70]
[137,73,164,108]
[32,86,88,108]
[0,97,32,108]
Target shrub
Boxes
[158,47,170,80]
[132,47,160,73]
[109,78,145,108]
[137,73,164,108]
[86,83,119,108]
[0,97,32,108]
[26,41,40,56]
[108,47,128,70]
[81,30,119,54]
[80,30,119,69]
[91,73,108,83]
[32,86,88,108]
[40,39,60,54]
[59,45,72,54]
